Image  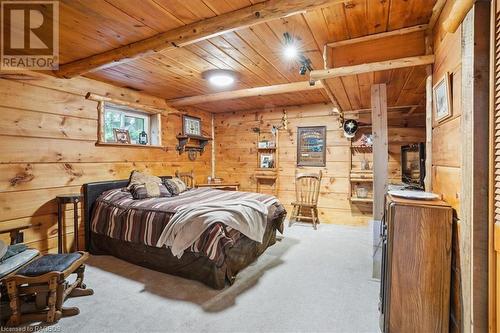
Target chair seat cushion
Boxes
[0,249,39,279]
[17,253,82,276]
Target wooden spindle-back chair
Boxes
[175,170,195,188]
[289,170,322,230]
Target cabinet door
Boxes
[379,219,388,332]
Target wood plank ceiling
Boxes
[56,0,436,114]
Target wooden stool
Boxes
[56,194,82,253]
[4,251,93,326]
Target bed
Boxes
[83,178,286,289]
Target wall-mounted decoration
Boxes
[113,128,131,144]
[343,119,358,139]
[182,115,202,136]
[258,140,270,148]
[433,72,452,123]
[176,134,212,161]
[297,126,326,167]
[260,154,274,168]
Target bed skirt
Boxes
[89,206,286,289]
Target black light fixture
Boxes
[282,32,313,76]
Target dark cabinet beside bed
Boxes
[379,194,452,333]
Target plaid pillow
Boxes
[129,183,171,200]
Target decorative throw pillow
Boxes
[163,177,188,196]
[127,170,169,199]
[129,183,170,200]
[127,170,162,190]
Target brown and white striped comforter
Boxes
[91,187,282,266]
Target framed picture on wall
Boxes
[260,154,274,168]
[182,115,202,136]
[113,128,131,144]
[433,72,452,123]
[297,126,326,167]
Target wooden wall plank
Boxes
[0,73,211,254]
[214,102,424,226]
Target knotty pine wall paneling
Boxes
[432,0,464,331]
[0,72,212,254]
[213,103,424,226]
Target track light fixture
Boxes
[282,32,313,75]
[298,55,313,76]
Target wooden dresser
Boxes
[379,194,452,333]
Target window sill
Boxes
[96,142,166,149]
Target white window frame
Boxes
[97,101,162,147]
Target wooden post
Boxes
[489,1,497,331]
[211,113,215,179]
[461,3,490,332]
[371,84,388,221]
[425,66,433,191]
[97,101,105,143]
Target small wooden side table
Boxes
[56,194,82,254]
[196,183,240,191]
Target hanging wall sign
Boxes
[297,126,326,167]
[182,115,202,136]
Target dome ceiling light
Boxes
[202,69,238,88]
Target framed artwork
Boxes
[433,72,452,123]
[113,128,131,144]
[260,154,274,168]
[297,126,326,167]
[182,115,202,136]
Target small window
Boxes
[99,103,161,146]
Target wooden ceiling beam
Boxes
[86,92,180,115]
[343,105,420,114]
[309,55,435,82]
[55,0,343,78]
[442,0,474,33]
[318,79,342,114]
[427,0,447,32]
[326,24,428,48]
[168,81,324,106]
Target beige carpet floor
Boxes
[40,223,380,333]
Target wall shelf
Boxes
[255,132,279,195]
[176,134,212,155]
[350,178,374,183]
[350,197,374,203]
[349,128,373,207]
[96,142,166,149]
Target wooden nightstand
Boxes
[56,194,82,254]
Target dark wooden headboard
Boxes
[82,176,171,252]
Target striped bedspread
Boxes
[91,187,282,266]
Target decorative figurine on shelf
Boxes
[258,140,269,148]
[138,130,148,145]
[360,134,374,147]
[361,159,370,170]
[271,110,289,136]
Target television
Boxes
[401,143,425,190]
